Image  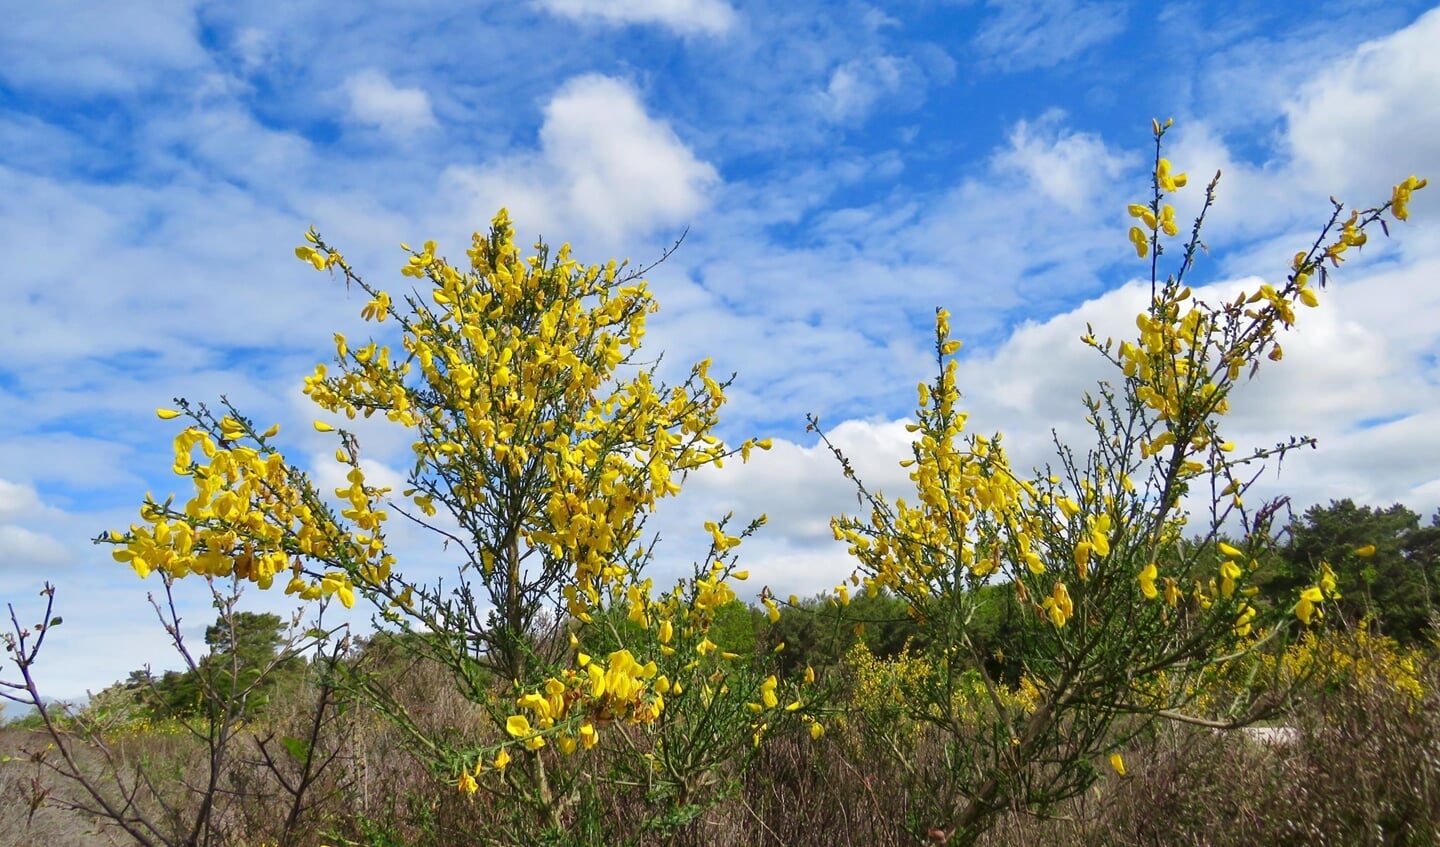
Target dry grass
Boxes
[6,648,1440,847]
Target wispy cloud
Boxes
[0,0,204,94]
[535,0,738,36]
[816,55,912,123]
[972,0,1127,72]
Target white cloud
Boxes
[233,27,274,72]
[0,478,46,523]
[973,0,1127,72]
[955,259,1440,516]
[1156,9,1440,251]
[650,419,919,601]
[0,525,71,568]
[659,246,1440,608]
[0,0,205,93]
[0,478,72,569]
[816,55,909,124]
[1285,7,1440,202]
[992,110,1132,212]
[536,0,737,36]
[344,69,439,139]
[444,74,719,244]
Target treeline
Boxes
[703,497,1440,690]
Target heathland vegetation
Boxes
[2,124,1436,846]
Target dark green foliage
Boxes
[767,590,920,676]
[1281,500,1440,643]
[139,611,304,719]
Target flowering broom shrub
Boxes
[819,120,1426,844]
[102,212,816,844]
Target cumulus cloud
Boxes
[344,69,439,139]
[445,74,719,244]
[536,0,737,36]
[0,525,71,568]
[649,419,919,600]
[1284,7,1440,201]
[0,478,79,571]
[950,259,1440,517]
[0,478,46,523]
[992,110,1132,212]
[657,249,1440,607]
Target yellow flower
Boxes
[1233,603,1256,637]
[1109,752,1127,776]
[155,408,183,420]
[1042,581,1073,628]
[1319,562,1339,597]
[1073,541,1092,580]
[1138,563,1158,600]
[1295,586,1325,625]
[1160,204,1178,236]
[1219,559,1242,598]
[1354,544,1377,558]
[1392,175,1428,221]
[320,572,356,608]
[494,748,511,771]
[506,715,532,738]
[458,771,478,796]
[760,675,779,709]
[313,420,335,432]
[1156,158,1188,192]
[1128,226,1149,258]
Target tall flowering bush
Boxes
[104,212,816,843]
[821,120,1426,843]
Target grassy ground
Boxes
[4,641,1438,847]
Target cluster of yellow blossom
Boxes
[1125,122,1188,261]
[842,642,1039,739]
[109,412,387,606]
[295,210,770,625]
[832,309,1044,604]
[1392,175,1427,221]
[1294,561,1340,626]
[1278,621,1426,703]
[504,649,667,757]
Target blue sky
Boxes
[3,0,1440,701]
